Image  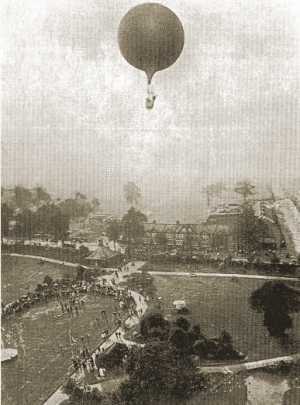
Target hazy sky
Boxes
[2,0,300,219]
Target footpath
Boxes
[42,259,147,405]
[145,270,300,282]
[5,254,300,401]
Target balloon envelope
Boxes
[118,3,184,83]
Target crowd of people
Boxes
[1,263,137,323]
[2,258,146,384]
[71,340,107,378]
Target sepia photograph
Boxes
[2,0,300,404]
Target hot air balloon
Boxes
[118,3,184,109]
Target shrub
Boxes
[250,281,300,337]
[118,341,206,405]
[140,310,170,340]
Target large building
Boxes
[143,200,290,254]
[143,221,232,253]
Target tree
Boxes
[1,203,13,238]
[51,206,69,241]
[124,182,142,207]
[238,201,268,253]
[234,180,256,203]
[91,198,100,211]
[122,207,147,256]
[119,341,205,404]
[140,310,170,340]
[34,186,51,205]
[106,219,122,249]
[61,196,92,219]
[75,192,87,200]
[34,204,70,241]
[34,204,53,236]
[250,281,300,337]
[14,186,33,209]
[15,208,35,239]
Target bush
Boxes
[118,341,206,405]
[140,310,170,340]
[250,281,300,337]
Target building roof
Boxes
[144,222,230,235]
[86,245,120,261]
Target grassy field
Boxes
[2,255,80,303]
[152,274,300,362]
[1,256,123,405]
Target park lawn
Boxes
[152,274,300,362]
[1,296,125,405]
[1,255,79,303]
[1,256,126,405]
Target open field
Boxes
[1,256,124,405]
[152,274,300,362]
[2,255,80,303]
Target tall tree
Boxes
[61,197,92,219]
[124,182,142,207]
[122,207,147,256]
[106,219,122,249]
[238,201,268,253]
[250,282,300,337]
[234,180,256,203]
[91,198,100,211]
[14,186,33,209]
[1,203,13,238]
[33,186,51,204]
[34,203,70,241]
[15,208,35,239]
[119,341,205,405]
[50,205,70,241]
[75,192,87,200]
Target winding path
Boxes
[4,253,300,402]
[43,260,147,405]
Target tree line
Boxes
[1,186,100,240]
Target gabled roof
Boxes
[86,245,120,261]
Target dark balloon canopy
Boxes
[118,3,184,84]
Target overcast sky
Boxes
[2,0,300,220]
